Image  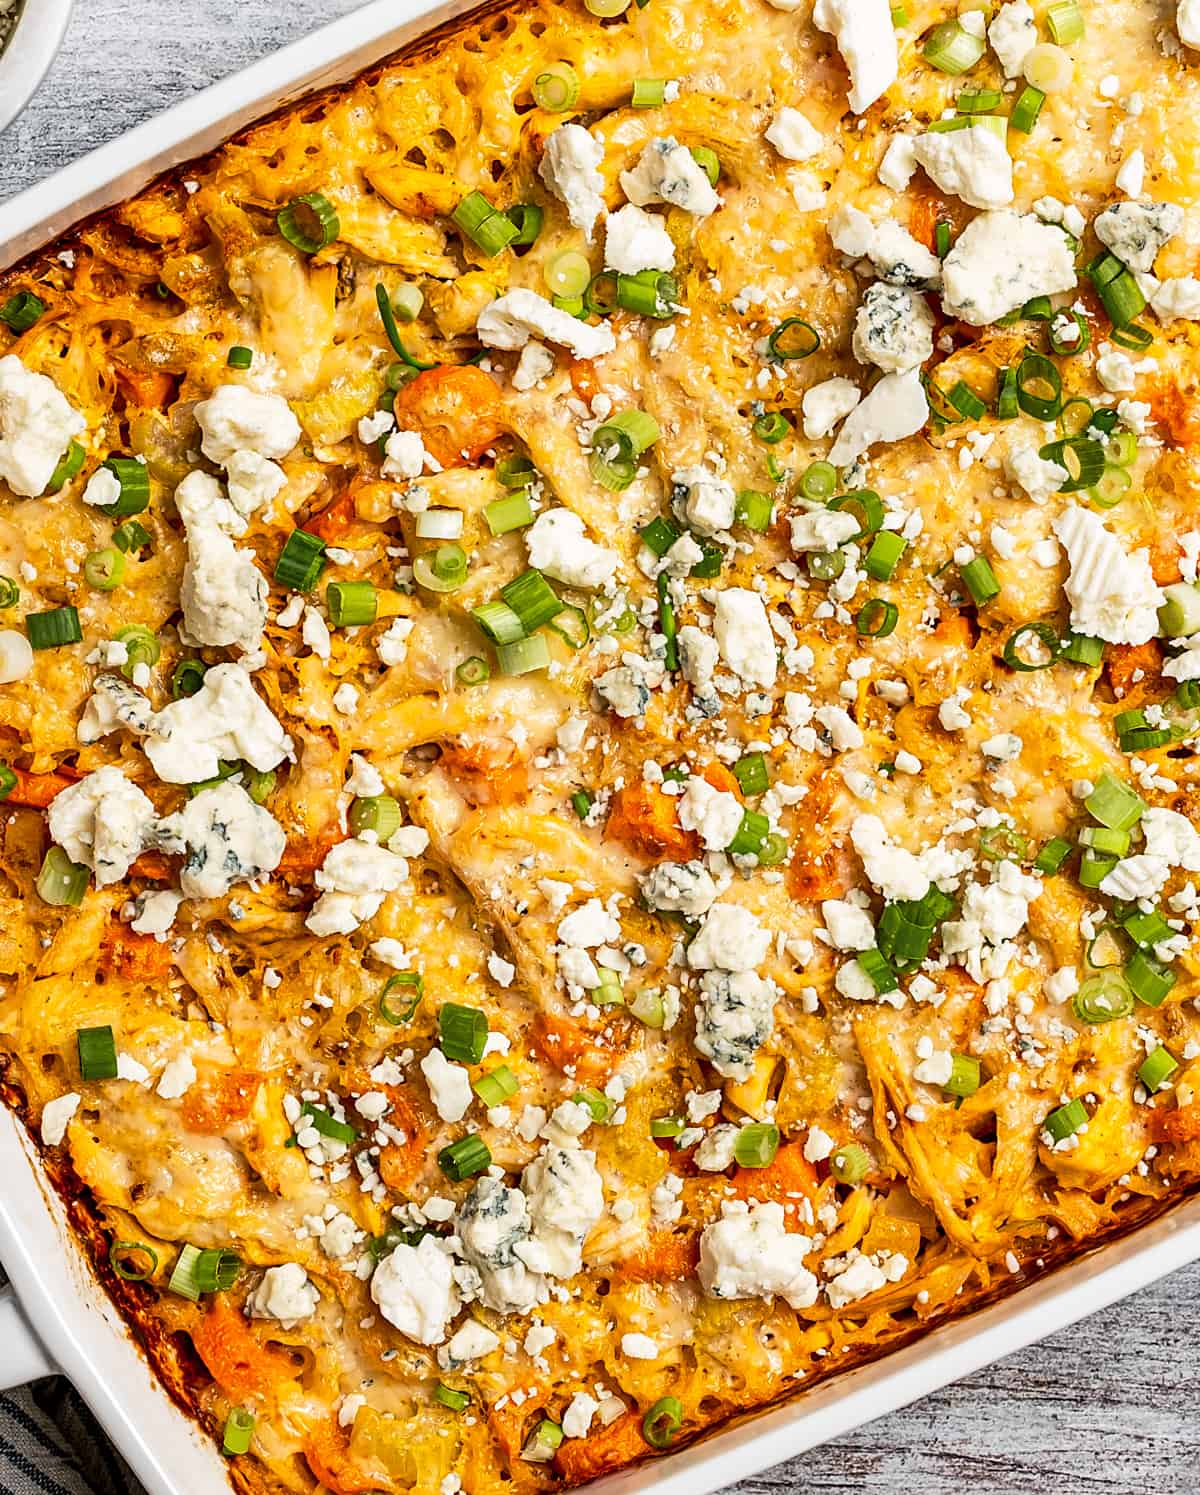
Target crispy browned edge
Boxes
[4,4,1200,1487]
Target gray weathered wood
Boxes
[3,2,1198,1489]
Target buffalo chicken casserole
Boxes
[4,0,1200,1489]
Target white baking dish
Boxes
[3,4,1200,1491]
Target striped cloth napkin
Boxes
[0,1382,143,1495]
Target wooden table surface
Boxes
[3,2,1198,1490]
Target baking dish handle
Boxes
[0,1288,56,1388]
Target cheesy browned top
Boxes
[4,0,1200,1491]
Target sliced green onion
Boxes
[1010,84,1045,132]
[584,270,620,317]
[114,624,160,679]
[380,972,423,1025]
[1046,0,1084,44]
[98,457,151,517]
[957,86,1002,114]
[110,1240,159,1282]
[1039,437,1104,494]
[943,1054,981,1098]
[631,77,666,107]
[0,575,17,609]
[497,635,551,675]
[948,379,987,420]
[1111,321,1153,351]
[327,580,377,627]
[0,765,15,801]
[521,1419,564,1464]
[456,655,491,687]
[599,408,660,455]
[299,1102,357,1144]
[858,947,899,994]
[472,600,526,645]
[616,268,678,318]
[856,598,899,638]
[473,1065,519,1108]
[1016,352,1063,420]
[501,568,562,631]
[168,1244,241,1302]
[27,606,81,651]
[47,441,86,494]
[439,1002,489,1064]
[996,367,1019,420]
[545,249,592,300]
[1123,908,1174,949]
[0,290,46,333]
[275,529,326,591]
[1089,464,1132,510]
[1034,836,1073,874]
[226,345,254,370]
[438,1135,492,1182]
[1126,948,1176,1007]
[732,1122,779,1169]
[1048,311,1090,357]
[689,541,723,579]
[801,461,837,500]
[728,809,770,857]
[1060,633,1103,666]
[277,192,340,254]
[735,489,773,531]
[650,1114,685,1138]
[171,659,207,699]
[349,795,400,840]
[923,17,986,73]
[1158,583,1200,639]
[1043,1097,1088,1143]
[1078,848,1118,890]
[1072,972,1134,1025]
[533,61,580,111]
[1086,772,1145,831]
[1002,620,1059,671]
[642,1397,683,1450]
[960,555,1000,606]
[656,572,677,670]
[767,318,820,360]
[830,1143,870,1185]
[1079,824,1131,856]
[1087,254,1145,328]
[453,191,520,256]
[506,203,544,247]
[935,221,953,259]
[808,549,846,582]
[572,1086,615,1121]
[571,788,594,820]
[864,532,906,581]
[77,1025,117,1081]
[434,1384,471,1413]
[877,904,934,964]
[375,283,437,369]
[113,519,152,554]
[828,488,884,541]
[223,1409,255,1457]
[690,146,720,185]
[979,824,1029,862]
[733,752,769,797]
[1178,679,1200,709]
[1139,1045,1178,1092]
[414,544,469,594]
[549,603,589,650]
[484,494,535,538]
[753,412,791,445]
[640,516,681,557]
[84,546,125,591]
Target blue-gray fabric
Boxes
[0,1383,143,1495]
